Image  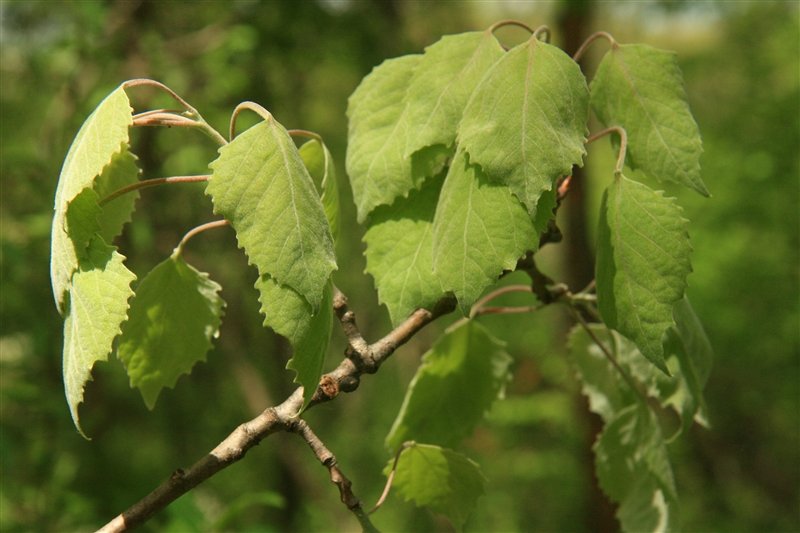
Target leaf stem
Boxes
[572,31,617,63]
[229,101,273,140]
[370,441,414,515]
[99,175,210,206]
[587,126,628,175]
[488,19,534,35]
[469,284,533,318]
[123,79,227,146]
[288,129,322,143]
[533,25,551,43]
[174,220,230,256]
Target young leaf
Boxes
[432,150,536,311]
[387,443,485,531]
[594,403,678,533]
[299,139,341,243]
[346,54,426,222]
[403,30,504,158]
[590,43,708,196]
[92,150,141,243]
[255,275,333,409]
[207,119,336,311]
[458,35,588,216]
[51,85,134,312]
[116,253,225,410]
[595,174,691,373]
[62,237,135,437]
[363,173,445,325]
[386,320,511,450]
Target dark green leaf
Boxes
[386,320,511,450]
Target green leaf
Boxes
[363,173,445,325]
[346,54,423,222]
[386,320,511,450]
[458,36,588,216]
[387,443,485,531]
[50,85,134,312]
[117,253,225,410]
[404,31,504,158]
[594,403,677,533]
[568,325,679,532]
[432,150,536,311]
[590,43,708,196]
[62,237,136,437]
[299,139,340,243]
[255,275,333,409]
[92,150,141,243]
[595,174,692,373]
[207,119,336,311]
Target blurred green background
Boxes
[1,1,797,531]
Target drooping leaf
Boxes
[255,275,333,409]
[346,54,423,222]
[62,237,136,437]
[594,403,678,533]
[116,253,225,410]
[590,43,708,196]
[51,85,134,312]
[363,173,445,325]
[595,174,691,373]
[92,149,141,243]
[207,119,336,311]
[387,443,485,531]
[299,139,340,243]
[386,320,511,450]
[568,325,678,532]
[432,150,536,312]
[404,30,504,158]
[458,35,588,216]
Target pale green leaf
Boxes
[299,139,340,243]
[255,276,333,409]
[363,173,445,325]
[594,403,677,533]
[458,36,588,216]
[432,150,536,311]
[345,54,423,222]
[590,43,708,196]
[596,174,692,373]
[387,443,485,531]
[63,237,136,437]
[404,31,504,158]
[207,119,336,310]
[117,253,225,410]
[386,320,511,450]
[92,150,141,243]
[50,85,133,312]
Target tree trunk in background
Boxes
[558,2,619,532]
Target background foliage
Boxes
[1,1,797,531]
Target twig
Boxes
[97,292,457,532]
[288,419,379,533]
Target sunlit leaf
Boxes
[387,443,485,531]
[50,85,133,312]
[346,54,422,222]
[255,276,333,409]
[404,30,504,158]
[432,149,536,311]
[458,35,588,216]
[386,320,511,450]
[595,174,691,372]
[62,237,135,437]
[590,43,708,196]
[117,253,225,410]
[207,119,336,311]
[363,173,445,325]
[299,138,340,243]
